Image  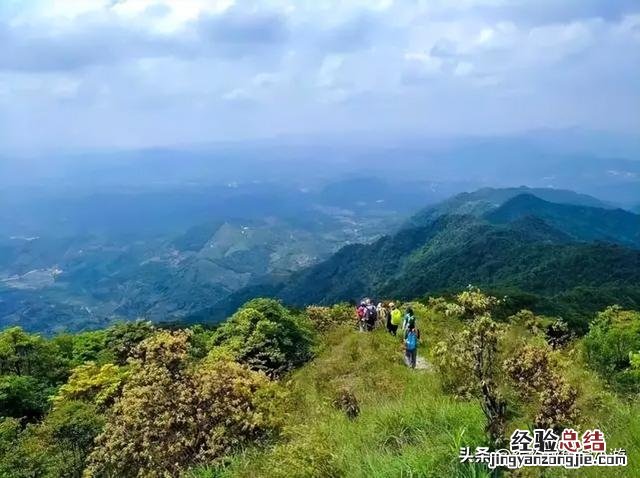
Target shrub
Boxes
[504,343,554,398]
[508,310,573,348]
[584,306,640,392]
[535,376,579,430]
[504,343,579,430]
[86,331,281,477]
[455,287,502,320]
[332,387,360,420]
[306,304,354,333]
[545,319,573,349]
[433,316,507,447]
[211,299,315,378]
[508,309,544,334]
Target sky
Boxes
[0,0,639,153]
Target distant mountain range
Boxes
[3,182,638,334]
[204,187,640,331]
[0,179,440,334]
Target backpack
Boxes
[365,305,377,321]
[357,306,366,318]
[391,309,402,326]
[406,331,418,351]
[406,317,416,330]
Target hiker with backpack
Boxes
[402,307,416,332]
[388,302,401,336]
[364,299,377,332]
[404,322,420,369]
[356,301,367,332]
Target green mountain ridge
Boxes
[407,186,614,228]
[202,191,640,331]
[485,193,640,248]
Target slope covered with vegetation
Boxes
[213,202,640,332]
[0,178,421,335]
[406,187,614,228]
[1,291,639,477]
[485,194,640,248]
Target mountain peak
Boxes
[486,193,640,248]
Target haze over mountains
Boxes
[1,132,639,334]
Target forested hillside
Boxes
[1,292,638,477]
[485,194,640,248]
[406,186,614,228]
[208,192,640,332]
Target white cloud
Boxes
[252,72,279,87]
[222,87,252,102]
[0,0,638,152]
[454,61,474,77]
[316,55,344,88]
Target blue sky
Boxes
[0,0,639,153]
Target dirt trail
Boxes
[414,355,431,370]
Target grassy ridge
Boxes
[3,295,638,477]
[195,325,488,477]
[190,304,640,478]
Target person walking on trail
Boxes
[404,323,420,369]
[402,307,416,333]
[377,302,388,330]
[356,301,367,332]
[364,299,377,332]
[388,302,401,336]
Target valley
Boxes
[0,178,436,333]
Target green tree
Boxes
[585,306,640,373]
[42,401,104,478]
[0,402,103,478]
[0,375,53,420]
[211,299,315,378]
[306,304,354,333]
[0,327,68,382]
[105,320,155,365]
[70,330,110,364]
[52,363,127,409]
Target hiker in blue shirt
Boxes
[404,322,420,369]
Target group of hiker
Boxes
[356,299,421,369]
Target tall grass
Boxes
[188,325,489,477]
[187,306,639,478]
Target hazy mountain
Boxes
[3,132,639,334]
[1,178,437,333]
[3,133,639,206]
